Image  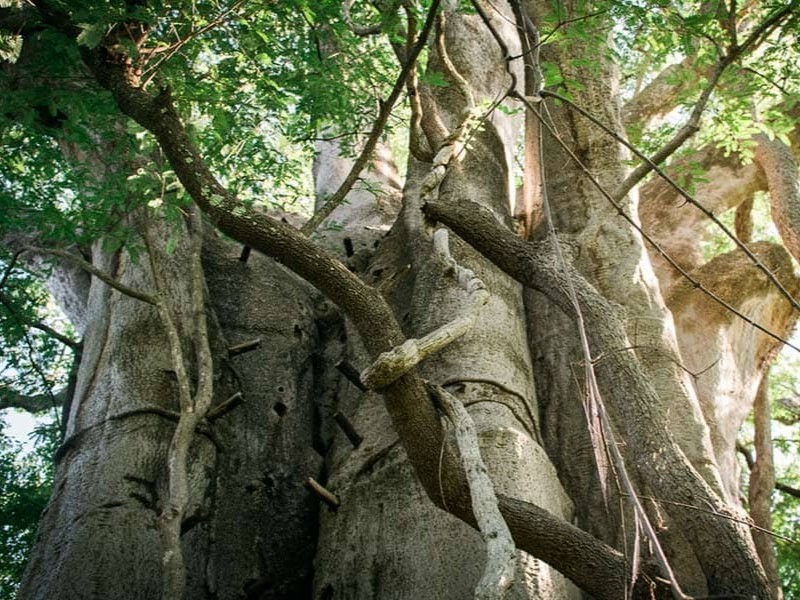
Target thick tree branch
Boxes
[423,196,771,596]
[534,90,800,318]
[622,59,695,132]
[754,134,800,265]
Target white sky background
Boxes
[3,410,43,453]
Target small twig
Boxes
[736,443,800,501]
[336,360,368,391]
[139,0,246,88]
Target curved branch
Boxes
[754,134,800,264]
[423,196,771,596]
[537,89,800,316]
[518,94,800,353]
[29,247,157,306]
[614,0,800,199]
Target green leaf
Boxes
[76,23,106,49]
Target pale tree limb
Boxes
[754,133,800,265]
[143,206,214,600]
[613,0,800,200]
[430,382,516,600]
[622,59,696,132]
[636,101,800,295]
[516,94,800,352]
[533,91,800,314]
[423,196,772,596]
[342,0,384,36]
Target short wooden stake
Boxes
[239,246,252,263]
[207,392,243,421]
[336,360,367,391]
[228,338,262,357]
[306,477,340,510]
[334,411,363,448]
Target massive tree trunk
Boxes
[5,1,800,599]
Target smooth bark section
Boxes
[423,197,772,597]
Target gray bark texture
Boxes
[8,0,800,599]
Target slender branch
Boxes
[301,0,441,235]
[139,0,246,88]
[0,386,66,413]
[29,247,157,306]
[430,382,516,600]
[0,249,24,290]
[737,442,800,501]
[0,289,79,349]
